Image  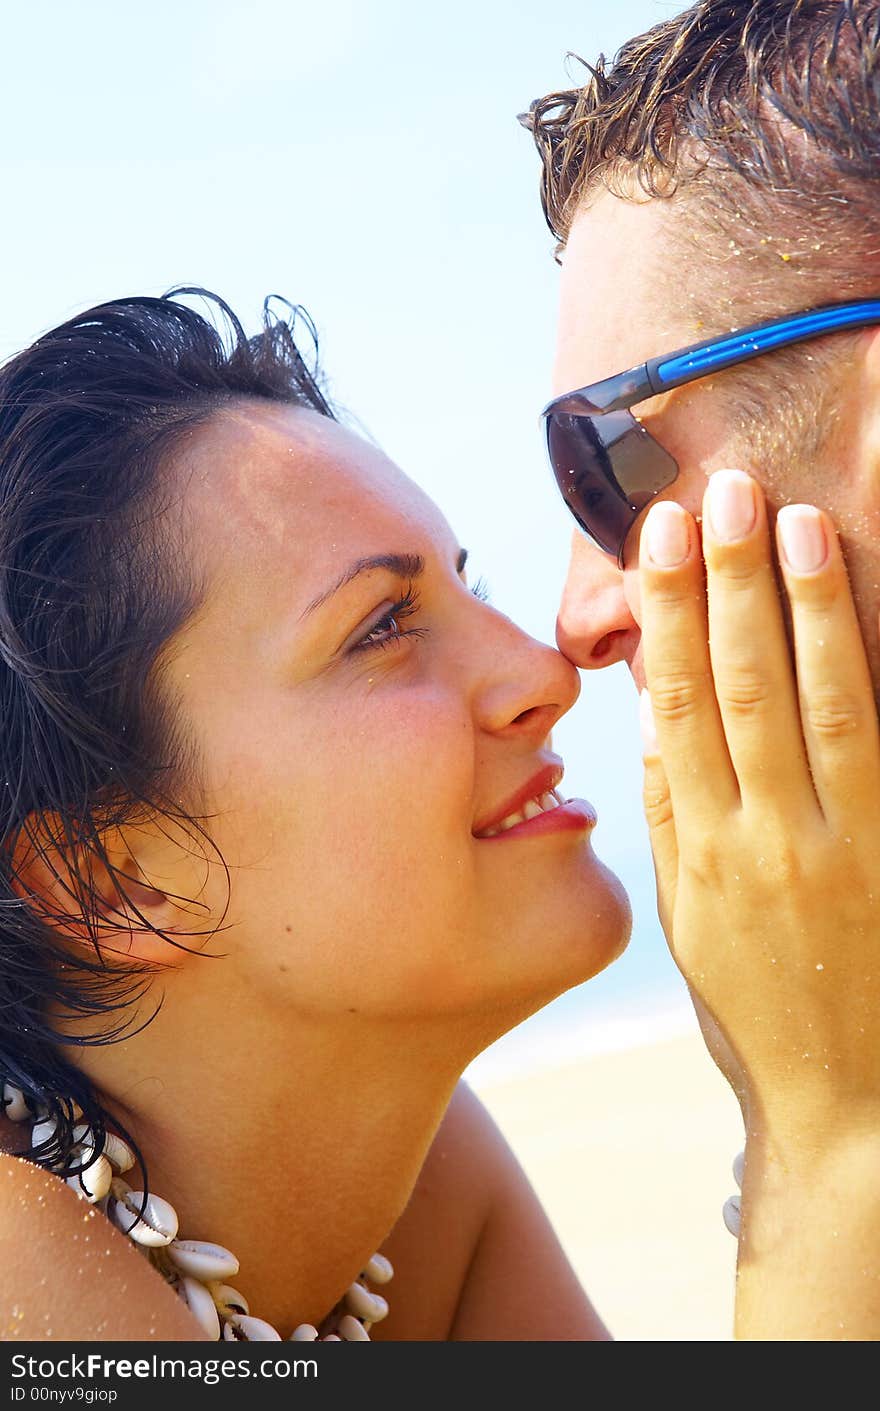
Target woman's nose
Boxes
[474,609,581,740]
[556,531,639,670]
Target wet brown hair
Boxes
[0,289,335,1189]
[523,0,880,307]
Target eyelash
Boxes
[352,575,491,654]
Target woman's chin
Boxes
[536,852,632,974]
[492,858,633,1019]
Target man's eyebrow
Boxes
[301,547,468,619]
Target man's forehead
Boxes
[554,191,711,392]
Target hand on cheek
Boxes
[638,470,880,1138]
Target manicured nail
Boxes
[706,469,757,542]
[644,502,689,567]
[639,688,658,756]
[776,505,828,573]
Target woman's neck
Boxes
[81,1008,475,1334]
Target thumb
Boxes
[640,688,678,937]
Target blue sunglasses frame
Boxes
[542,298,880,566]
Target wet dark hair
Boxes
[0,288,335,1190]
[523,0,880,302]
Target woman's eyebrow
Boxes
[301,548,468,619]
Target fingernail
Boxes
[706,469,757,542]
[639,687,658,756]
[777,505,828,573]
[644,502,689,567]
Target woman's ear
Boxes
[8,815,190,967]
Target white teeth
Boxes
[478,787,565,837]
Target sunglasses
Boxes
[542,298,880,567]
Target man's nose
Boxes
[556,531,639,670]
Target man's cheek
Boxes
[624,567,643,629]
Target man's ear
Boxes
[8,815,190,967]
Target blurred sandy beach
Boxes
[470,1030,744,1341]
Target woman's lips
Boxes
[472,760,565,836]
[475,797,597,841]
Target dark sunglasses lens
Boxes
[546,410,679,559]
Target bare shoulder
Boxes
[372,1081,610,1341]
[0,1150,206,1341]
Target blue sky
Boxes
[0,1,695,1065]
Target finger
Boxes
[639,689,678,938]
[701,470,819,820]
[639,500,739,837]
[776,504,880,831]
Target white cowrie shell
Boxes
[344,1281,388,1323]
[366,1293,388,1324]
[110,1190,178,1246]
[223,1314,281,1341]
[722,1194,742,1238]
[337,1314,370,1341]
[69,1149,112,1202]
[102,1133,135,1174]
[72,1125,134,1174]
[289,1324,319,1341]
[362,1253,393,1285]
[31,1118,59,1151]
[2,1084,29,1121]
[179,1277,221,1341]
[732,1150,744,1190]
[209,1283,249,1316]
[168,1239,240,1282]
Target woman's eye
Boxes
[352,584,425,654]
[350,573,491,655]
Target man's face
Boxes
[553,188,878,691]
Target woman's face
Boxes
[153,401,630,1033]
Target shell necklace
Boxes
[2,1082,393,1342]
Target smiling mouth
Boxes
[474,789,566,839]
